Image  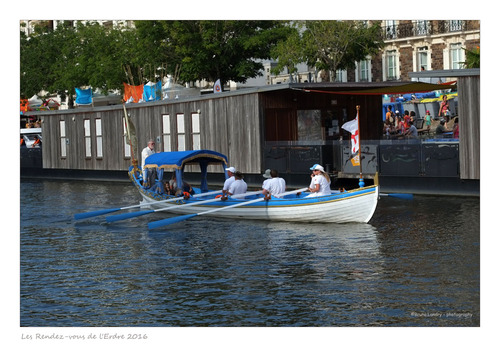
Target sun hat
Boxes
[263,169,271,178]
[309,164,325,172]
[225,167,236,173]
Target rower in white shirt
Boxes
[262,169,286,198]
[228,171,247,196]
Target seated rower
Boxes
[262,169,286,199]
[227,171,247,196]
[308,164,332,197]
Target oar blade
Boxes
[74,208,121,220]
[388,193,413,200]
[148,214,198,230]
[106,210,154,223]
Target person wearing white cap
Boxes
[308,164,331,197]
[222,166,236,195]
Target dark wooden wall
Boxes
[260,89,383,141]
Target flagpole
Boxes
[356,105,364,188]
[122,103,135,163]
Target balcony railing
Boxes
[383,20,468,40]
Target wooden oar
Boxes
[74,189,222,220]
[379,193,414,200]
[148,187,308,230]
[106,190,261,223]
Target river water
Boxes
[19,178,480,328]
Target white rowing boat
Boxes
[128,150,379,225]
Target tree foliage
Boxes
[20,21,130,106]
[20,20,289,102]
[463,46,480,68]
[159,20,290,88]
[271,20,384,81]
[270,24,303,78]
[20,20,384,103]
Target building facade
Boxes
[261,20,480,86]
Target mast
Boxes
[356,105,364,188]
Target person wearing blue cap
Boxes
[308,164,332,197]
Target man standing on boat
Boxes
[141,140,156,187]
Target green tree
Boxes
[304,20,384,81]
[20,20,290,103]
[159,20,290,88]
[130,20,175,84]
[463,46,480,68]
[271,20,384,82]
[270,24,303,80]
[21,21,129,107]
[20,21,70,99]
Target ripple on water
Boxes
[20,180,479,327]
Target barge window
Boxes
[59,120,66,158]
[162,114,171,152]
[84,119,91,158]
[123,118,131,158]
[95,118,103,158]
[177,113,185,151]
[191,112,200,150]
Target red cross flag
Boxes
[341,116,359,155]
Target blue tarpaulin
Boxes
[398,91,437,101]
[143,81,162,101]
[144,150,228,170]
[75,88,93,105]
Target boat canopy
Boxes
[143,150,229,192]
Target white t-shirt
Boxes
[141,146,155,168]
[223,176,235,191]
[229,179,247,196]
[262,178,272,188]
[263,177,286,197]
[308,174,331,197]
